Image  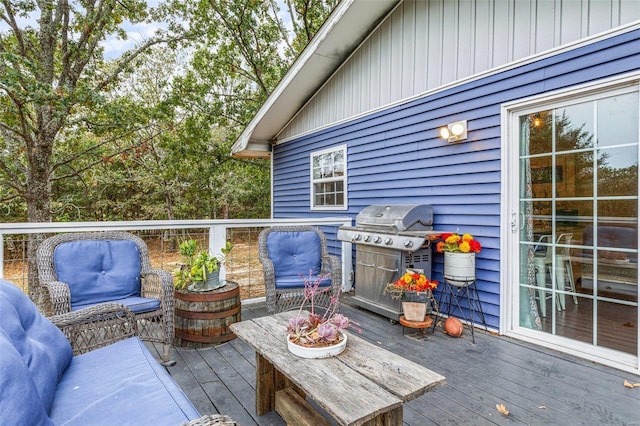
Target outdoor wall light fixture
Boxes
[439,120,468,143]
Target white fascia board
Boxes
[231,0,400,158]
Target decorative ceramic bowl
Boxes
[286,333,347,359]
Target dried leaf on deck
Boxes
[624,380,640,388]
[496,403,510,416]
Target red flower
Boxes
[469,240,482,253]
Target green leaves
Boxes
[0,0,335,223]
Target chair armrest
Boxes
[43,281,72,315]
[50,303,138,355]
[260,257,277,313]
[322,255,342,290]
[141,269,174,301]
[322,254,343,311]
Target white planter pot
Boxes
[444,252,476,287]
[402,301,428,322]
[287,333,347,359]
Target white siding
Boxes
[278,0,640,141]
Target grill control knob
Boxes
[373,236,382,244]
[364,235,371,242]
[404,240,414,248]
[384,238,393,245]
[352,234,362,242]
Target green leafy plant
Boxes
[174,239,232,290]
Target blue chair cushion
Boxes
[0,330,53,425]
[49,337,201,425]
[0,279,72,420]
[73,296,161,314]
[266,230,330,289]
[54,240,142,309]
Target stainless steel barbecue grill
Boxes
[337,204,442,321]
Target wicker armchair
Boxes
[37,231,175,365]
[258,225,342,314]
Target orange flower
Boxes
[390,271,438,294]
[437,232,482,253]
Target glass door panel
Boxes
[518,89,639,356]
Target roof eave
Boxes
[231,0,400,158]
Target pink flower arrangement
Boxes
[287,271,360,347]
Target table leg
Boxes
[361,405,403,426]
[256,353,275,415]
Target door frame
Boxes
[499,71,640,374]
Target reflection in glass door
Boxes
[517,87,639,360]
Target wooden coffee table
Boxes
[230,312,446,426]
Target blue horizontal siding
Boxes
[272,29,640,329]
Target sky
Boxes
[101,0,293,59]
[1,0,292,59]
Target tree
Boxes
[0,0,179,302]
[0,0,337,304]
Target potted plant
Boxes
[436,233,482,287]
[174,239,232,292]
[173,239,239,348]
[384,270,438,322]
[286,270,360,359]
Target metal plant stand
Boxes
[433,276,487,343]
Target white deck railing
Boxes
[0,217,353,300]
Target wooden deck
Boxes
[148,294,640,425]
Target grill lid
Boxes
[355,204,433,232]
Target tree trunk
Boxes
[25,132,54,308]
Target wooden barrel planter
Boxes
[174,281,241,348]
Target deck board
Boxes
[150,293,640,425]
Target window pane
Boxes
[597,146,638,197]
[597,199,637,226]
[529,156,554,198]
[598,300,637,354]
[555,102,594,152]
[527,110,553,155]
[312,156,321,179]
[557,151,594,198]
[597,92,639,147]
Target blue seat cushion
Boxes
[54,240,142,309]
[73,296,161,314]
[49,337,201,425]
[271,275,331,289]
[0,279,72,421]
[267,230,330,289]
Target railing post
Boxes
[209,225,228,281]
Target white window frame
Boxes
[310,145,348,211]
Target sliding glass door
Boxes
[512,81,639,369]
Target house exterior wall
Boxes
[271,27,640,330]
[277,0,640,143]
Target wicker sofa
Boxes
[0,279,235,425]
